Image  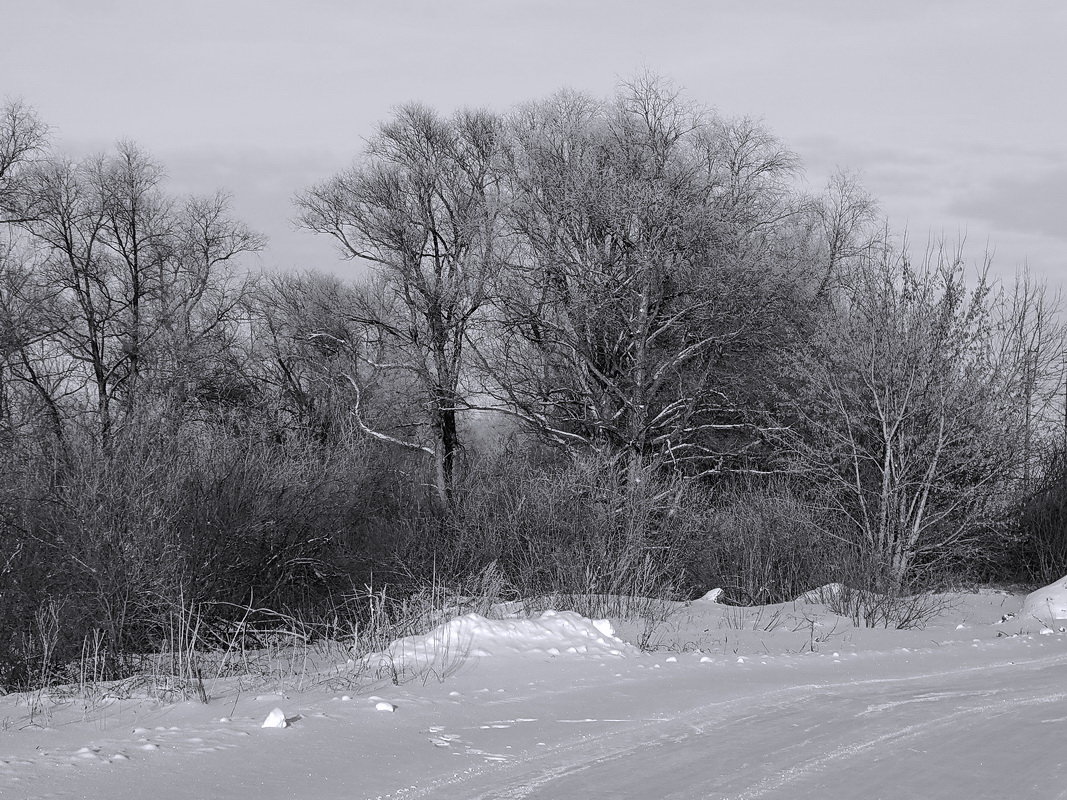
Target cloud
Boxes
[788,133,1067,276]
[952,168,1067,243]
[156,145,358,275]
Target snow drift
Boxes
[361,610,638,673]
[1021,575,1067,624]
[795,583,849,604]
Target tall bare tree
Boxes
[8,145,261,447]
[0,100,48,224]
[249,271,368,443]
[297,105,506,505]
[0,101,50,438]
[477,77,814,488]
[995,270,1066,488]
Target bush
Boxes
[1006,451,1067,585]
[820,582,955,630]
[390,451,704,603]
[689,481,837,604]
[0,422,385,689]
[391,464,847,612]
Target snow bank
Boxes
[695,588,725,603]
[1021,576,1067,624]
[261,708,288,728]
[362,610,638,671]
[795,583,848,604]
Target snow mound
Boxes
[795,583,848,604]
[362,610,638,671]
[261,708,288,729]
[695,588,725,603]
[1021,576,1067,624]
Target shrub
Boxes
[1006,451,1067,585]
[690,481,837,604]
[0,422,386,690]
[391,451,703,603]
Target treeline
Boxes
[0,77,1064,688]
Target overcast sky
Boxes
[4,1,1065,285]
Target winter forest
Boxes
[1,76,1065,691]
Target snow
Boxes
[260,708,288,728]
[795,582,849,603]
[360,610,637,678]
[1,585,1065,799]
[695,587,725,603]
[1021,575,1067,624]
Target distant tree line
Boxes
[0,77,1063,688]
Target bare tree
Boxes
[0,237,53,437]
[91,143,174,406]
[814,169,880,295]
[0,100,48,223]
[477,77,814,488]
[995,270,1066,488]
[249,271,369,443]
[297,105,507,505]
[776,239,1062,586]
[150,190,263,425]
[7,145,261,446]
[11,156,116,442]
[0,101,50,437]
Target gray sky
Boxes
[4,1,1065,285]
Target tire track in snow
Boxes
[384,647,1067,800]
[383,683,826,800]
[736,690,1067,799]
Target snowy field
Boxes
[3,586,1066,799]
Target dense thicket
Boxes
[0,80,1063,689]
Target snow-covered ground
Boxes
[3,586,1065,799]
